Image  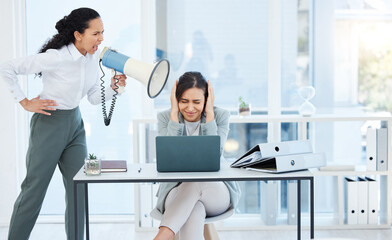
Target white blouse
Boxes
[0,43,116,110]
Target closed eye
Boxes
[93,30,104,36]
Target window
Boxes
[23,0,381,226]
[153,0,269,110]
[334,0,392,109]
[332,0,392,173]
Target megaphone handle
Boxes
[111,69,125,95]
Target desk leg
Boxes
[310,178,314,239]
[74,182,79,240]
[85,183,90,240]
[297,180,301,240]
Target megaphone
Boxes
[99,46,170,98]
[98,47,170,126]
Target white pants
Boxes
[160,182,230,240]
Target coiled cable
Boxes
[99,59,119,126]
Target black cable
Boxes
[99,59,119,126]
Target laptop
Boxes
[155,135,221,172]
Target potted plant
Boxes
[238,96,251,116]
[85,153,101,175]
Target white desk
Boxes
[73,163,314,240]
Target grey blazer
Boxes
[152,107,241,214]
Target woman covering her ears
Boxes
[151,71,241,240]
[0,7,126,240]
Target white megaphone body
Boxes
[99,46,170,98]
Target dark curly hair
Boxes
[176,71,208,102]
[39,7,100,54]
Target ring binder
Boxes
[345,177,358,224]
[231,140,326,173]
[366,177,379,225]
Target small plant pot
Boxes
[85,158,101,175]
[239,104,251,116]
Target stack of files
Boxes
[260,181,278,225]
[344,176,379,224]
[366,128,388,171]
[231,140,326,173]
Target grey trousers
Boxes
[160,182,230,240]
[8,107,86,240]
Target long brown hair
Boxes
[39,7,100,54]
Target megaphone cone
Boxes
[100,47,170,98]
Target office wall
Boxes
[0,0,21,226]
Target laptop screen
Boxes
[155,135,221,172]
